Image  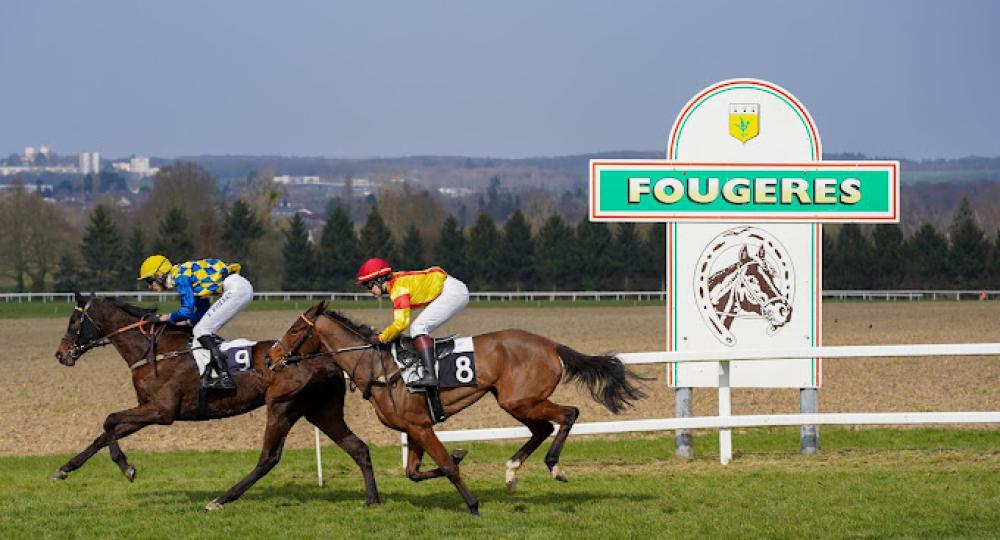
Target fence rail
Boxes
[396,342,1000,467]
[4,290,1000,303]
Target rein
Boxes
[70,301,157,360]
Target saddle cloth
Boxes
[193,338,257,376]
[391,336,477,389]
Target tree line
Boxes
[2,161,999,293]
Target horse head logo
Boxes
[695,227,794,346]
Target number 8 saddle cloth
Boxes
[391,336,478,391]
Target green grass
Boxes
[1,428,998,539]
[0,297,665,319]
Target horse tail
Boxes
[556,345,648,414]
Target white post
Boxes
[674,387,693,458]
[314,427,324,487]
[718,360,732,464]
[401,432,409,469]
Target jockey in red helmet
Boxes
[357,257,469,388]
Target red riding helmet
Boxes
[356,258,392,284]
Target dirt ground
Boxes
[2,302,999,456]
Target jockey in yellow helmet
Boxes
[138,255,252,390]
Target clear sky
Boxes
[1,0,998,160]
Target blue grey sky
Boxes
[1,0,997,160]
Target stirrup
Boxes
[203,372,235,390]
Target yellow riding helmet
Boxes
[138,255,173,280]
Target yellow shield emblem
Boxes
[729,103,759,143]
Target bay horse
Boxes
[53,293,380,510]
[267,303,647,515]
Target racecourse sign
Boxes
[591,161,898,222]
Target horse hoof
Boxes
[452,449,468,465]
[468,503,480,517]
[364,498,382,507]
[50,469,68,481]
[506,478,518,493]
[205,500,224,512]
[124,466,136,483]
[551,464,568,482]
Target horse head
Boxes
[267,301,327,367]
[735,245,792,333]
[55,293,162,366]
[55,292,101,366]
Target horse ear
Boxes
[739,245,751,262]
[74,291,84,305]
[757,245,766,259]
[317,300,327,313]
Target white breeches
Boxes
[409,276,469,336]
[192,274,254,368]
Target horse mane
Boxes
[103,296,158,318]
[323,310,375,339]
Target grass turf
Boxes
[1,428,997,539]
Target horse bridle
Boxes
[67,298,156,361]
[714,261,788,319]
[269,312,327,369]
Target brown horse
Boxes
[267,303,647,515]
[53,293,380,510]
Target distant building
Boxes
[79,151,100,174]
[110,155,158,178]
[24,146,36,164]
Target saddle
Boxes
[394,335,456,366]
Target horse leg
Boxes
[505,399,579,482]
[408,428,479,515]
[99,405,174,482]
[404,439,468,483]
[503,418,554,492]
[52,431,111,480]
[207,401,301,511]
[305,402,381,506]
[51,417,151,480]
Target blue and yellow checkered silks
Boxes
[170,259,242,298]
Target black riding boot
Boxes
[197,335,235,390]
[410,334,438,388]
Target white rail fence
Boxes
[392,343,1000,468]
[4,290,1000,303]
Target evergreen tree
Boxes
[222,199,265,263]
[643,224,667,290]
[948,197,990,287]
[81,204,125,289]
[397,224,427,269]
[465,213,501,289]
[317,204,360,290]
[54,254,82,292]
[905,223,950,288]
[534,214,574,290]
[822,227,835,283]
[282,213,315,291]
[153,207,194,262]
[123,226,146,290]
[358,206,396,262]
[434,216,467,278]
[831,224,873,289]
[499,209,534,290]
[575,217,615,289]
[871,224,905,288]
[612,222,644,290]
